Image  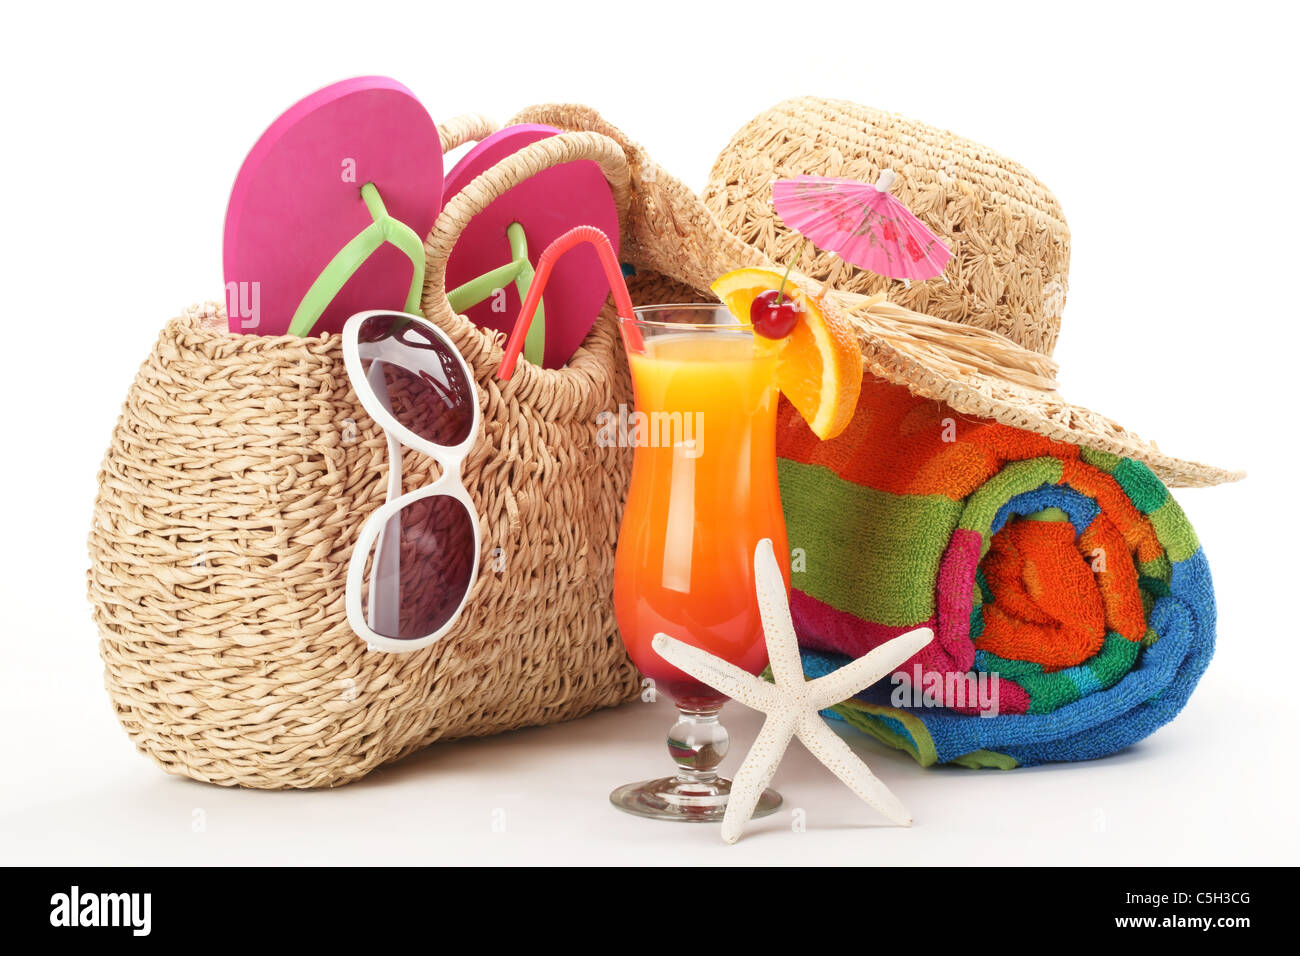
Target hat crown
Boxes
[702,98,1071,357]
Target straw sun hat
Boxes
[510,100,1240,488]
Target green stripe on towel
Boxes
[778,459,961,626]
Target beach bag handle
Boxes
[422,128,631,364]
[438,113,501,154]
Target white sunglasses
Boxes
[342,310,483,653]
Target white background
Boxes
[1,0,1295,865]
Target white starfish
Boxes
[651,538,934,844]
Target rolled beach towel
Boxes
[779,379,1216,768]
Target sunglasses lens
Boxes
[361,494,477,642]
[357,313,475,448]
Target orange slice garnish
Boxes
[711,268,863,440]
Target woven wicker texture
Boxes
[701,98,1071,357]
[625,269,709,308]
[88,124,640,789]
[512,104,1240,488]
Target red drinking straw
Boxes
[498,225,640,380]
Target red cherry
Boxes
[749,288,801,339]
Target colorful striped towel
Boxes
[777,379,1216,768]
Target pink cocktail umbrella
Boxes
[771,171,952,281]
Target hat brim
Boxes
[511,104,1242,488]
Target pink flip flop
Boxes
[441,124,620,369]
[223,76,443,336]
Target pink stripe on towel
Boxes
[935,528,984,674]
[790,589,936,669]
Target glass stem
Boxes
[667,705,729,784]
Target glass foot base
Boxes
[610,776,782,822]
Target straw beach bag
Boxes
[87,119,641,789]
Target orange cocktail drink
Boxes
[616,334,789,701]
[610,303,788,821]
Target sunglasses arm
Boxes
[364,363,405,635]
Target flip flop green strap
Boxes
[287,182,426,337]
[507,224,545,367]
[444,222,546,367]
